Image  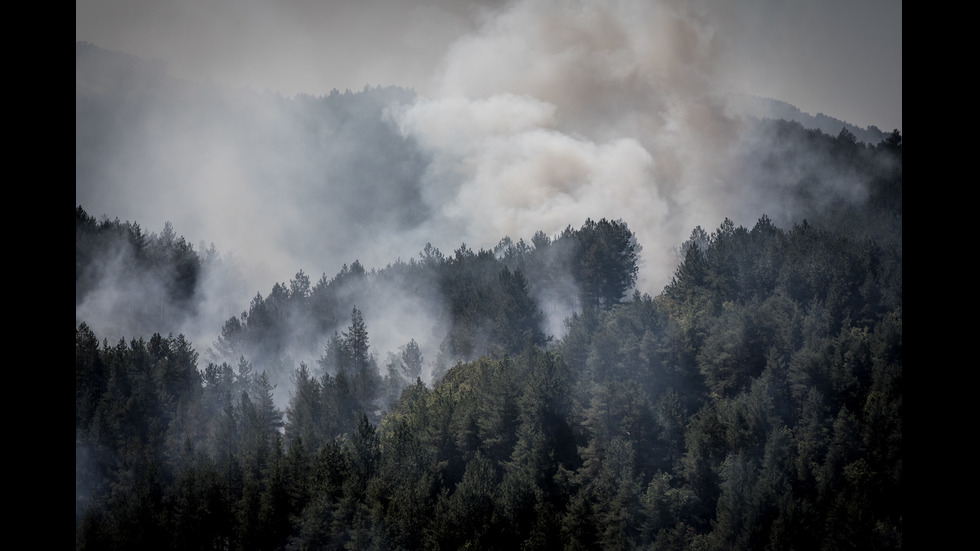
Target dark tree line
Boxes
[76,207,205,322]
[211,217,641,395]
[76,125,901,549]
[77,211,901,550]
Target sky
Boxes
[76,0,902,358]
[77,0,901,132]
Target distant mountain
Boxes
[724,92,889,145]
[76,41,171,97]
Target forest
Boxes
[75,117,901,550]
[76,37,902,550]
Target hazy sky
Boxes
[77,0,901,132]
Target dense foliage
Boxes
[76,57,901,548]
[76,165,901,550]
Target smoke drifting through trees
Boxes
[76,2,901,546]
[75,208,903,549]
[76,0,900,410]
[76,0,900,304]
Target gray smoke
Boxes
[76,0,901,386]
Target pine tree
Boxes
[401,338,424,381]
[342,307,381,417]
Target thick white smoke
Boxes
[394,93,666,253]
[77,0,899,374]
[391,0,753,294]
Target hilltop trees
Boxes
[209,218,641,389]
[77,53,904,547]
[76,210,902,550]
[77,116,902,551]
[76,207,223,340]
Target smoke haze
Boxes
[76,0,901,379]
[76,0,901,131]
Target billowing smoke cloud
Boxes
[389,0,754,294]
[383,0,898,296]
[76,0,900,381]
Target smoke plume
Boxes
[76,0,900,379]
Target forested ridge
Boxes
[76,116,901,548]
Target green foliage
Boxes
[565,218,641,309]
[77,127,901,550]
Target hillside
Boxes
[76,40,902,551]
[76,175,901,550]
